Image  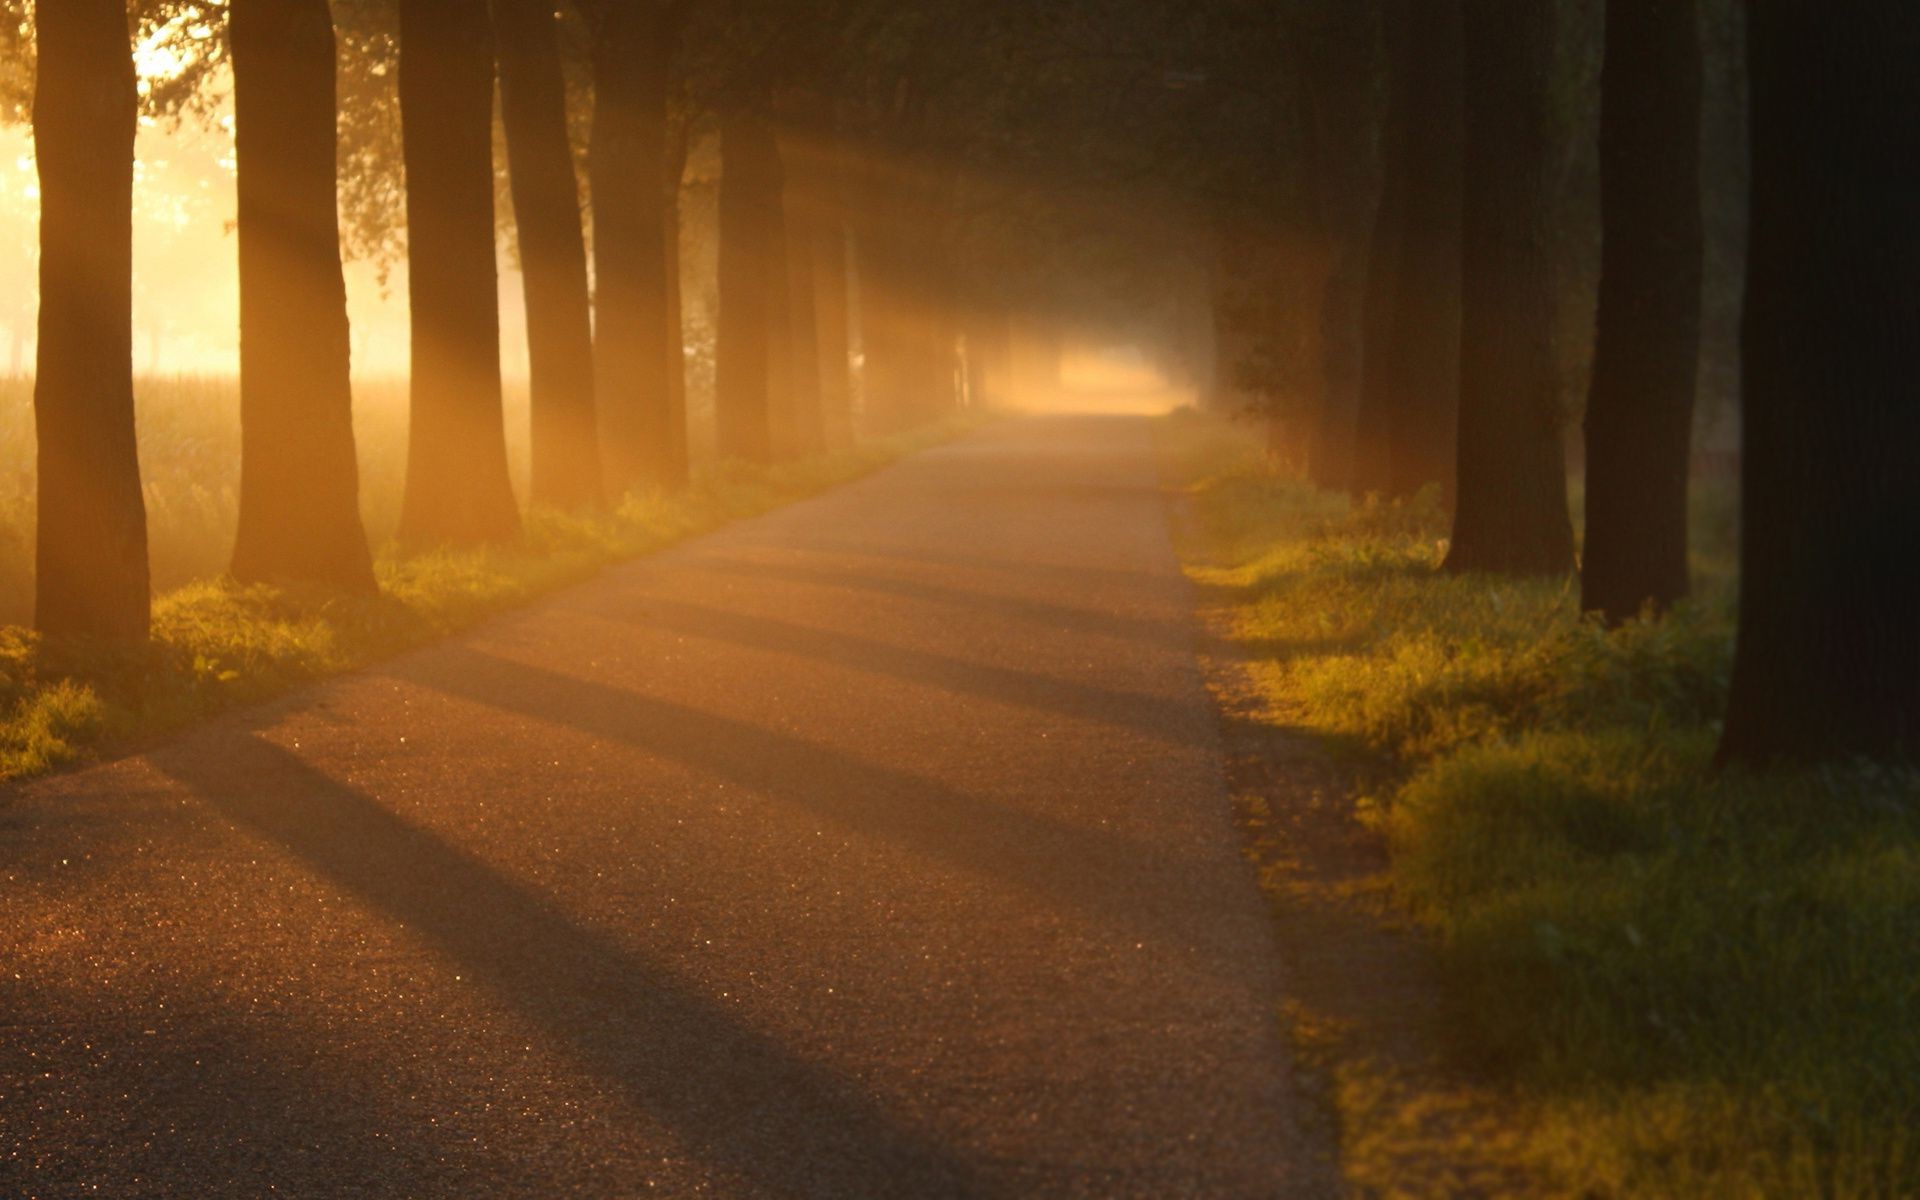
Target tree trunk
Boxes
[782,134,827,459]
[1356,0,1465,506]
[590,11,675,495]
[1718,3,1920,767]
[497,0,602,512]
[1580,0,1704,623]
[229,0,376,592]
[714,113,779,464]
[1445,1,1574,575]
[813,190,855,450]
[660,120,692,490]
[395,0,520,547]
[32,0,148,641]
[763,133,799,462]
[1384,0,1463,506]
[1310,248,1366,491]
[1350,7,1409,503]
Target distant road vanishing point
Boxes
[1,415,1334,1198]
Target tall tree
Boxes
[588,2,684,496]
[1382,0,1464,506]
[1445,0,1575,575]
[1580,0,1704,623]
[806,144,855,449]
[229,0,377,592]
[1718,3,1920,767]
[782,131,828,459]
[714,110,780,463]
[660,117,693,490]
[497,0,603,512]
[395,0,521,547]
[33,0,149,640]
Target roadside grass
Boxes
[1,376,974,782]
[1162,409,1919,1198]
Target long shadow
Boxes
[600,594,1200,746]
[668,553,1198,653]
[381,647,1253,979]
[147,732,993,1199]
[0,972,477,1197]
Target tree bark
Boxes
[1445,1,1574,575]
[660,120,691,490]
[590,9,676,495]
[496,0,602,512]
[229,0,376,592]
[813,183,855,450]
[782,133,828,460]
[395,0,520,547]
[33,0,149,640]
[1581,0,1704,623]
[1384,0,1463,505]
[1350,7,1409,503]
[1718,3,1920,767]
[714,113,779,463]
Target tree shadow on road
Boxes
[383,646,1263,990]
[145,730,993,1199]
[594,592,1205,747]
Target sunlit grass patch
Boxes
[1162,410,1919,1198]
[0,414,975,785]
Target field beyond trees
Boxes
[1165,411,1919,1198]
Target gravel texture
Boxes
[1,415,1335,1198]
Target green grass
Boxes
[2,373,974,781]
[1163,409,1920,1198]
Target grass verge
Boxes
[1161,410,1918,1198]
[2,420,974,783]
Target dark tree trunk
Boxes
[813,189,855,450]
[1445,1,1574,575]
[714,113,779,464]
[1309,250,1365,491]
[395,0,520,547]
[1718,3,1920,767]
[590,10,676,495]
[782,135,827,459]
[1580,0,1704,623]
[229,0,376,593]
[1350,9,1409,503]
[660,121,691,490]
[1385,0,1463,505]
[497,0,602,512]
[763,134,799,462]
[32,0,148,641]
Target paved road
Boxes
[1,416,1331,1198]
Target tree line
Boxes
[9,0,1000,644]
[6,0,1915,774]
[1179,0,1915,773]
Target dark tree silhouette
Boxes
[395,0,521,547]
[229,0,377,592]
[589,4,683,495]
[1445,0,1574,576]
[660,121,693,490]
[783,132,828,460]
[497,0,603,513]
[1581,0,1704,623]
[1719,3,1920,767]
[805,149,855,449]
[1382,0,1463,506]
[714,111,782,464]
[32,0,148,641]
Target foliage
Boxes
[1165,410,1919,1198]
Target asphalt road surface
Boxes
[1,415,1333,1198]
